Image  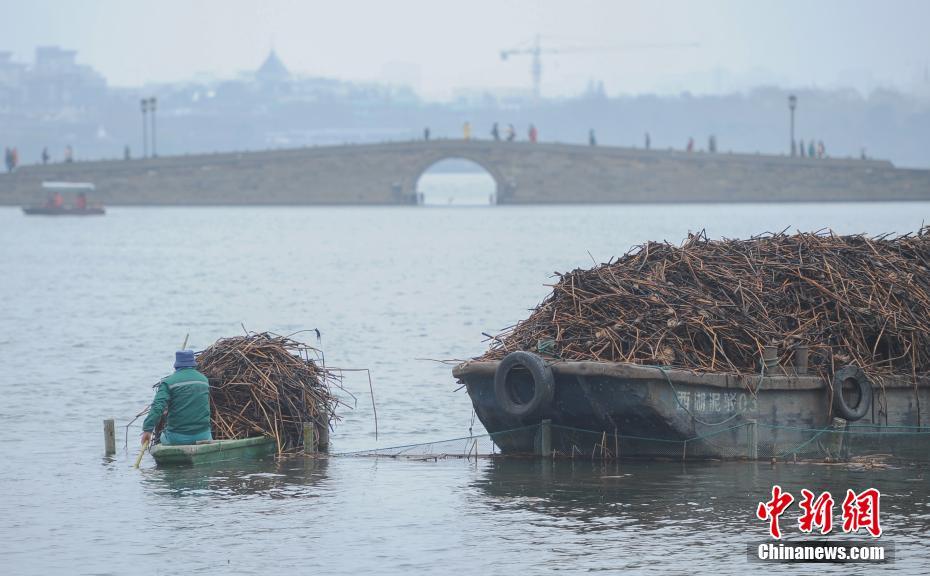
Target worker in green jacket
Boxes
[141,350,213,446]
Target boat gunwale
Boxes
[21,206,106,215]
[150,435,274,457]
[453,359,926,391]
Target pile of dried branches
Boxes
[152,332,343,453]
[481,228,930,380]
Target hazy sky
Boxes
[2,0,929,99]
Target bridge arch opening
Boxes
[415,158,498,206]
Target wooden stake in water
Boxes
[103,419,116,455]
[539,419,552,457]
[317,415,330,452]
[303,422,317,454]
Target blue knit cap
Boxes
[174,350,197,370]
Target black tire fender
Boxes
[832,365,872,421]
[494,351,555,419]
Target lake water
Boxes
[2,182,930,574]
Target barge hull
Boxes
[455,361,930,461]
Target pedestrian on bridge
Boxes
[506,124,515,142]
[589,129,597,146]
[528,124,538,143]
[463,122,471,141]
[424,127,430,141]
[6,147,19,171]
[491,122,500,141]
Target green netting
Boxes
[757,422,930,462]
[333,425,539,459]
[335,421,930,462]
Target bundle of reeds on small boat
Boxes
[202,332,343,453]
[152,332,343,454]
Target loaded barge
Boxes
[455,352,930,461]
[453,230,930,462]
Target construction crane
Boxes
[500,35,699,99]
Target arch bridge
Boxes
[1,140,927,205]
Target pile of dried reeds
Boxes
[154,332,342,453]
[481,228,930,380]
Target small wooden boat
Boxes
[150,436,277,466]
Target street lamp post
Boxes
[149,97,157,157]
[788,94,797,157]
[140,98,149,158]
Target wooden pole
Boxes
[794,345,809,375]
[539,419,551,457]
[316,417,330,452]
[762,345,779,373]
[614,428,619,461]
[303,422,317,454]
[103,419,116,455]
[830,417,846,460]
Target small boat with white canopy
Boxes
[22,182,105,215]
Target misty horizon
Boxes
[1,0,929,100]
[1,0,928,169]
[3,43,930,103]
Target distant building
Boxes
[28,46,107,107]
[0,46,107,110]
[0,51,27,106]
[254,49,290,85]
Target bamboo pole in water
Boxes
[134,439,149,468]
